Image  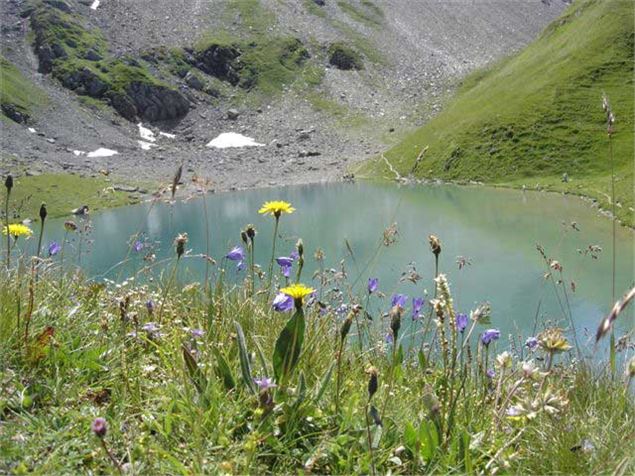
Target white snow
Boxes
[206,132,264,149]
[137,123,156,142]
[159,131,176,139]
[90,0,100,10]
[28,127,36,133]
[73,150,86,156]
[87,148,118,158]
[138,140,156,150]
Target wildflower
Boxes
[226,245,244,261]
[253,376,277,392]
[368,277,379,294]
[280,283,315,307]
[142,322,159,333]
[296,239,304,258]
[190,328,205,338]
[486,369,496,379]
[272,292,294,312]
[391,293,408,308]
[412,297,424,320]
[481,329,500,346]
[385,332,393,344]
[538,327,571,353]
[456,313,468,333]
[390,305,403,341]
[4,174,13,192]
[48,241,61,257]
[2,223,33,238]
[174,233,188,259]
[236,260,245,272]
[245,224,256,240]
[276,256,293,267]
[290,250,300,261]
[133,240,144,252]
[525,336,539,350]
[366,366,379,400]
[146,300,154,314]
[429,234,441,257]
[521,360,547,381]
[258,200,295,218]
[91,417,107,438]
[495,351,512,369]
[64,220,77,232]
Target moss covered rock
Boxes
[328,42,363,70]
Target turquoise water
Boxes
[42,182,634,347]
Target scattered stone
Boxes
[1,104,29,124]
[46,138,56,144]
[227,108,240,120]
[185,71,205,91]
[113,185,139,193]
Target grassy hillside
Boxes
[358,0,634,225]
[0,55,48,123]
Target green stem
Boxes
[266,217,280,293]
[5,189,10,268]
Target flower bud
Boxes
[91,417,107,438]
[5,174,13,192]
[175,233,188,259]
[340,313,353,343]
[366,366,378,400]
[39,203,47,222]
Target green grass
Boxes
[0,56,48,122]
[4,174,138,220]
[358,0,634,225]
[0,221,633,474]
[337,0,384,28]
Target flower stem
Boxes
[266,217,280,292]
[4,188,10,268]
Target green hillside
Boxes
[358,0,634,225]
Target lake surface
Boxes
[43,182,634,348]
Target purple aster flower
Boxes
[276,256,294,267]
[391,293,408,309]
[336,304,349,315]
[486,369,496,379]
[146,300,154,314]
[525,336,539,350]
[272,292,294,312]
[456,313,469,333]
[133,240,144,252]
[254,376,277,392]
[142,322,159,333]
[236,260,245,272]
[226,245,245,261]
[190,328,205,338]
[280,264,291,277]
[385,332,394,344]
[290,250,300,260]
[481,329,501,346]
[48,241,61,257]
[412,297,424,320]
[368,277,379,294]
[91,417,107,438]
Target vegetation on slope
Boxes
[359,0,634,225]
[0,56,48,124]
[27,0,189,122]
[1,180,634,474]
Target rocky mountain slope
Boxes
[1,0,567,202]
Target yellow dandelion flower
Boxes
[2,223,33,239]
[280,283,315,303]
[258,200,295,218]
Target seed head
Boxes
[340,313,353,343]
[245,224,256,240]
[174,233,188,259]
[429,234,441,257]
[4,174,13,192]
[296,238,304,258]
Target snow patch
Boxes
[137,123,156,142]
[87,148,118,158]
[90,0,100,10]
[206,132,264,149]
[28,127,36,133]
[138,140,156,151]
[159,131,176,139]
[73,150,86,156]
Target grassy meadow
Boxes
[0,179,634,475]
